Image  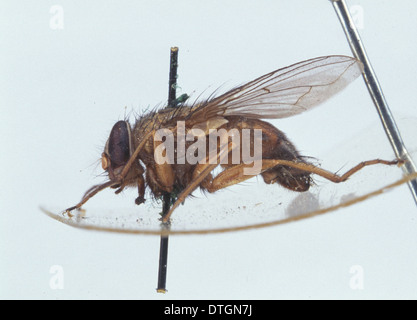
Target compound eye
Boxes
[107,121,131,169]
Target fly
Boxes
[65,55,402,222]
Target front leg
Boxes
[135,175,146,205]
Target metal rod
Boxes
[331,0,417,205]
[168,47,179,108]
[156,47,179,293]
[156,209,170,293]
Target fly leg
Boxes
[161,139,234,222]
[261,158,401,183]
[65,130,154,213]
[135,175,146,205]
[176,158,401,195]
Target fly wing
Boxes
[187,56,363,121]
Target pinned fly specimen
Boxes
[65,56,401,222]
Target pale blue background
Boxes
[1,0,417,299]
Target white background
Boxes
[1,0,417,299]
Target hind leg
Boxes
[162,155,400,222]
[203,158,401,194]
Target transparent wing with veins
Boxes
[188,55,363,121]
